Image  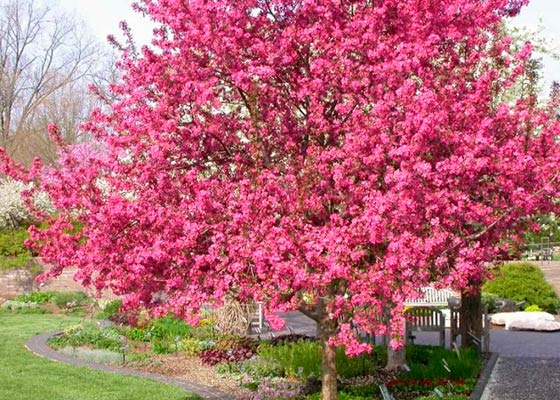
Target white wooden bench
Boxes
[405,287,459,307]
[405,307,446,347]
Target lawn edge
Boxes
[25,331,232,400]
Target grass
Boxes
[0,311,201,400]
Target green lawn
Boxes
[0,311,200,400]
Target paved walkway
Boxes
[25,332,233,400]
[476,261,560,399]
[537,261,560,294]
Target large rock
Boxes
[491,312,555,327]
[507,319,560,332]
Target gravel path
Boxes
[481,357,560,400]
[25,331,233,400]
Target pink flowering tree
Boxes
[2,0,560,398]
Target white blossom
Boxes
[0,179,54,228]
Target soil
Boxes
[127,352,245,396]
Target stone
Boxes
[490,311,555,326]
[507,319,560,332]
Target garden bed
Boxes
[2,292,484,399]
[45,315,481,399]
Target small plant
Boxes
[48,323,125,352]
[217,356,284,379]
[15,291,55,304]
[257,340,322,378]
[1,300,39,310]
[524,304,542,312]
[148,315,193,340]
[181,337,204,356]
[199,342,256,366]
[151,340,173,354]
[52,291,90,309]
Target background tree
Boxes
[2,1,560,399]
[0,0,99,165]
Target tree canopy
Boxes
[2,1,560,398]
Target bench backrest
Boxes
[406,307,445,330]
[405,287,458,307]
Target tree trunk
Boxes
[318,319,338,400]
[386,346,406,370]
[460,289,483,349]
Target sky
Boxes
[57,0,560,93]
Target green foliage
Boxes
[127,327,151,342]
[148,315,193,340]
[525,213,560,243]
[58,346,124,365]
[0,227,30,257]
[336,346,386,378]
[151,340,174,354]
[404,345,480,380]
[51,291,90,308]
[524,304,542,312]
[217,356,284,378]
[15,291,56,304]
[102,299,122,315]
[256,339,385,380]
[95,299,123,320]
[483,262,559,312]
[1,300,39,311]
[48,323,125,352]
[257,340,322,379]
[0,255,32,270]
[481,292,500,313]
[181,337,204,356]
[0,227,33,270]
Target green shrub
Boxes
[524,304,542,312]
[15,291,56,304]
[148,315,193,340]
[0,227,31,257]
[151,340,174,354]
[482,262,559,312]
[52,291,90,308]
[127,327,151,342]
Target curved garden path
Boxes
[25,331,233,400]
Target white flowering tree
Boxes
[0,178,53,229]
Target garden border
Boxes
[469,352,499,400]
[25,331,233,400]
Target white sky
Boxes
[56,0,560,93]
[55,0,154,47]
